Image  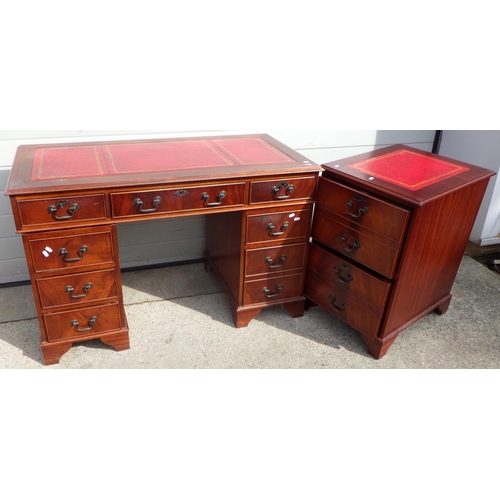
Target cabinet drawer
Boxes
[312,212,400,279]
[37,269,118,310]
[246,209,310,245]
[44,303,124,342]
[307,243,391,312]
[245,243,307,278]
[16,194,107,229]
[244,273,303,306]
[27,228,115,274]
[111,183,245,218]
[305,274,382,340]
[250,176,316,204]
[318,177,410,243]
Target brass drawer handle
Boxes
[65,282,93,300]
[47,200,80,221]
[346,198,368,219]
[59,245,88,263]
[134,196,162,213]
[334,263,353,284]
[329,296,347,313]
[340,235,361,253]
[201,190,227,207]
[272,182,295,200]
[70,316,98,333]
[263,285,283,299]
[265,255,287,269]
[267,221,290,237]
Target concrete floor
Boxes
[1,256,499,369]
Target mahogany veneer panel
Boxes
[317,177,410,243]
[26,227,116,274]
[44,303,124,342]
[110,182,245,218]
[36,269,119,310]
[307,242,391,312]
[305,273,383,340]
[17,193,107,229]
[246,208,311,246]
[312,210,401,279]
[245,243,307,278]
[244,273,303,307]
[249,176,316,204]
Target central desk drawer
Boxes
[36,269,119,310]
[111,183,245,218]
[44,303,123,342]
[27,228,116,274]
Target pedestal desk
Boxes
[5,135,322,364]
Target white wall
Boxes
[439,131,500,246]
[0,130,436,284]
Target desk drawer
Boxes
[27,228,116,274]
[111,183,245,218]
[44,303,123,342]
[16,194,107,229]
[37,269,118,310]
[244,274,303,306]
[250,176,316,204]
[312,212,400,279]
[307,243,391,312]
[246,209,310,245]
[305,274,382,340]
[318,177,409,243]
[245,243,307,278]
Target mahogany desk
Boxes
[5,135,322,364]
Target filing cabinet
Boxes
[305,145,495,359]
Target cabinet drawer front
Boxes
[246,209,310,245]
[37,269,118,309]
[244,274,303,306]
[307,243,391,312]
[44,303,123,342]
[250,176,316,204]
[28,230,115,273]
[318,177,410,243]
[111,183,245,218]
[245,243,307,278]
[16,194,107,229]
[305,274,382,340]
[312,213,399,279]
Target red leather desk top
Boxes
[31,137,297,181]
[6,135,321,196]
